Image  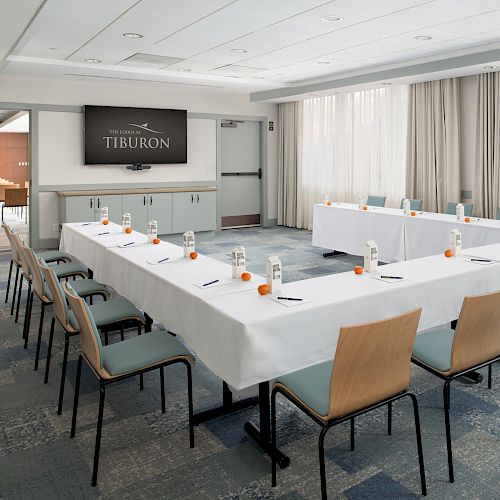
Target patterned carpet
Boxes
[0,226,498,499]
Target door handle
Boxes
[221,170,262,178]
[143,196,146,206]
[191,194,194,203]
[197,194,200,203]
[97,198,100,209]
[150,195,152,206]
[90,198,93,209]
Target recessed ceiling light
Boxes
[321,15,342,23]
[176,68,192,72]
[231,48,247,53]
[414,35,432,40]
[85,58,101,63]
[123,32,143,39]
[483,65,499,70]
[48,47,58,51]
[317,61,331,65]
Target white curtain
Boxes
[297,86,408,229]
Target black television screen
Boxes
[84,105,187,165]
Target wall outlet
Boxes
[53,224,59,232]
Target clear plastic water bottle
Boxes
[122,212,132,233]
[100,206,109,223]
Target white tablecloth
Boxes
[405,213,500,260]
[312,203,406,263]
[61,222,500,390]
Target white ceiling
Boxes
[1,0,500,95]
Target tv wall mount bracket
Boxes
[126,163,151,171]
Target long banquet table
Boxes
[313,202,500,262]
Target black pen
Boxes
[203,279,219,286]
[277,297,303,301]
[81,222,91,226]
[470,258,491,263]
[157,257,169,263]
[123,241,134,247]
[380,275,404,280]
[97,231,109,235]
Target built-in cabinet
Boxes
[59,188,216,235]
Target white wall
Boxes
[0,74,279,240]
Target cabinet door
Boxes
[95,195,123,225]
[65,196,95,223]
[122,194,148,232]
[148,193,173,235]
[172,191,216,233]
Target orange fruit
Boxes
[326,201,332,206]
[464,217,471,223]
[444,249,453,258]
[152,238,161,245]
[258,284,269,295]
[190,251,198,260]
[241,272,251,281]
[125,227,132,234]
[411,211,416,216]
[362,205,368,211]
[102,219,109,225]
[354,266,364,275]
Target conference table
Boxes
[60,221,500,466]
[313,203,500,262]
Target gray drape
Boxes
[277,101,301,227]
[473,72,500,219]
[406,78,461,213]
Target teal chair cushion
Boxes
[400,199,422,211]
[54,262,88,279]
[366,195,386,207]
[36,250,72,263]
[496,207,500,220]
[70,279,109,298]
[68,298,145,331]
[102,331,192,376]
[446,202,473,217]
[276,361,333,418]
[412,328,454,372]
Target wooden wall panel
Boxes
[0,133,29,186]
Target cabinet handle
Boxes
[90,198,93,209]
[191,194,194,203]
[143,196,146,206]
[150,195,152,206]
[197,194,200,203]
[97,198,100,209]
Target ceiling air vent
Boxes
[120,53,184,68]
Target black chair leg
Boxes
[120,322,124,341]
[5,259,13,303]
[71,355,83,437]
[34,302,46,368]
[388,401,392,436]
[91,382,106,487]
[138,323,144,391]
[443,381,454,483]
[318,425,329,500]
[160,366,166,413]
[408,393,427,496]
[57,333,70,415]
[186,362,194,449]
[10,265,19,315]
[271,389,277,487]
[488,364,492,389]
[23,290,33,348]
[350,417,355,450]
[15,273,24,323]
[44,317,55,384]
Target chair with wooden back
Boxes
[2,187,28,222]
[412,290,500,483]
[2,222,22,310]
[271,308,426,499]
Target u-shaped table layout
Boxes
[60,221,500,467]
[313,202,500,262]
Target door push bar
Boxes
[222,168,262,179]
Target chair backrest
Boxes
[22,243,49,302]
[63,282,104,372]
[446,202,473,216]
[328,308,422,419]
[11,232,31,277]
[2,222,20,263]
[399,199,422,211]
[496,207,500,220]
[366,195,386,207]
[5,187,28,207]
[451,291,500,373]
[39,259,73,330]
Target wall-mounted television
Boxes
[84,105,187,165]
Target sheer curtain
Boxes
[297,86,408,229]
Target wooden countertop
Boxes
[57,186,217,197]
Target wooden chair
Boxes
[64,282,195,486]
[366,195,386,207]
[2,187,27,222]
[412,291,500,483]
[271,308,426,498]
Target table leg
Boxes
[244,382,290,469]
[323,250,347,257]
